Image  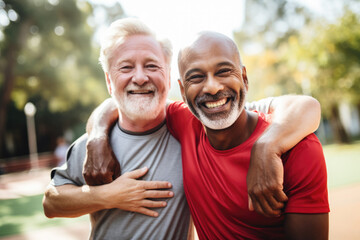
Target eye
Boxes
[145,64,159,71]
[186,74,205,83]
[216,68,232,76]
[119,65,133,73]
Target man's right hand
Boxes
[83,135,120,186]
[44,167,173,218]
[103,167,173,217]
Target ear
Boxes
[105,72,112,95]
[178,79,186,102]
[241,66,249,91]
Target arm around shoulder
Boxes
[84,98,120,186]
[247,95,322,217]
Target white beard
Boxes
[196,103,242,130]
[187,88,247,130]
[112,83,167,121]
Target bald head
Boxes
[178,31,242,80]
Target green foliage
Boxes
[2,0,106,112]
[0,0,124,157]
[285,8,360,117]
[235,0,360,142]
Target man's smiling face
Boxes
[106,34,170,121]
[178,32,248,130]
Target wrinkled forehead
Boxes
[110,35,166,66]
[178,33,240,75]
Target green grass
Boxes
[323,140,360,189]
[0,141,359,237]
[0,194,87,237]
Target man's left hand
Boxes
[247,140,288,217]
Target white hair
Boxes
[99,18,172,72]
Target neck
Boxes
[118,108,166,133]
[205,110,258,150]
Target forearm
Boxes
[84,98,120,185]
[263,95,321,153]
[43,184,108,218]
[285,213,329,240]
[86,98,119,137]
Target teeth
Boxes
[205,98,227,109]
[129,90,152,94]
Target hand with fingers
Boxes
[247,140,288,218]
[83,135,121,186]
[103,167,173,217]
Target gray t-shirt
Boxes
[245,97,274,114]
[52,122,190,240]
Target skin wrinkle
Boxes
[178,33,248,131]
[106,34,170,130]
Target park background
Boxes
[0,0,360,239]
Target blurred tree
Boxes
[234,0,311,52]
[234,0,311,101]
[235,0,359,143]
[285,8,360,143]
[0,0,124,158]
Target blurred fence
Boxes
[0,153,58,174]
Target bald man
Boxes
[164,31,329,239]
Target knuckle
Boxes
[252,187,263,196]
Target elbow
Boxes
[305,96,321,131]
[43,199,55,218]
[42,189,58,218]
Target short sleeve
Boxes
[283,134,330,214]
[245,97,274,114]
[51,134,88,187]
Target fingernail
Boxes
[153,212,158,217]
[169,192,174,197]
[162,202,167,207]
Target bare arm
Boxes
[247,95,321,217]
[43,167,173,218]
[83,98,119,186]
[285,213,329,240]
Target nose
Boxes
[202,75,224,95]
[132,67,149,86]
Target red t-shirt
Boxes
[167,101,329,240]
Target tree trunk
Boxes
[329,104,350,143]
[0,20,31,158]
[0,46,17,158]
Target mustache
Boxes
[125,83,157,92]
[195,90,236,106]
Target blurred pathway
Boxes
[1,169,360,239]
[0,169,50,199]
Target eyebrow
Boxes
[184,61,235,80]
[216,61,236,68]
[115,56,161,67]
[184,68,202,80]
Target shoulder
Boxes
[166,101,195,126]
[50,134,88,185]
[167,101,189,114]
[283,133,329,213]
[66,134,88,160]
[282,133,325,172]
[284,134,323,162]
